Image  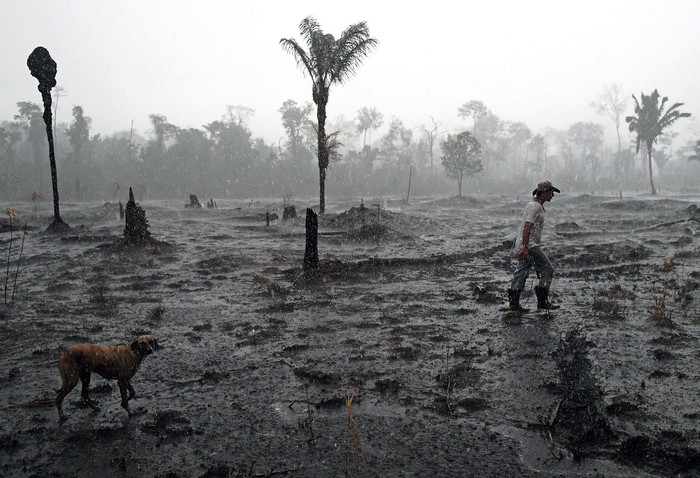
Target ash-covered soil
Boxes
[1,192,699,477]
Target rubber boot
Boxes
[534,286,559,311]
[507,289,529,315]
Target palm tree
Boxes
[625,89,691,195]
[280,16,377,213]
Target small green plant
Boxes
[4,209,28,307]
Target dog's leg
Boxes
[118,379,132,415]
[127,382,136,400]
[79,369,99,411]
[55,354,79,420]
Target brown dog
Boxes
[55,335,159,420]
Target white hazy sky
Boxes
[2,0,699,146]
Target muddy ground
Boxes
[1,192,699,477]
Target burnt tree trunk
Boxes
[303,208,319,271]
[124,187,151,244]
[27,46,67,232]
[283,205,297,220]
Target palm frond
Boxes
[298,16,321,48]
[310,123,344,161]
[279,38,316,81]
[330,22,378,85]
[282,17,377,91]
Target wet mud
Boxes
[1,193,699,477]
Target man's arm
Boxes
[518,221,533,261]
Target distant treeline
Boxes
[1,99,698,202]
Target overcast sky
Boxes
[2,0,698,147]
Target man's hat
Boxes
[532,180,561,196]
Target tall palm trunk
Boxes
[41,92,63,224]
[646,143,657,195]
[316,90,329,214]
[319,168,326,214]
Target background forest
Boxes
[1,89,699,203]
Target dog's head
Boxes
[131,335,159,356]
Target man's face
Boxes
[543,190,554,202]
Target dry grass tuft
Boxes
[592,291,626,321]
[661,257,677,273]
[648,283,672,325]
[653,257,697,319]
[146,302,166,322]
[76,260,116,312]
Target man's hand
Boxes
[518,221,533,261]
[518,244,529,261]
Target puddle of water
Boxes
[494,424,657,478]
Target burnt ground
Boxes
[1,193,699,477]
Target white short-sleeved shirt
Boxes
[515,200,545,249]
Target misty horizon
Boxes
[2,1,699,201]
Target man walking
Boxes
[507,180,560,315]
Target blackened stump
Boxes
[123,187,151,244]
[186,195,202,208]
[283,206,297,220]
[303,208,319,271]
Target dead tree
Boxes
[27,46,68,232]
[303,208,319,271]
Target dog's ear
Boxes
[131,340,139,352]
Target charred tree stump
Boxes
[123,187,151,244]
[283,205,297,220]
[28,46,68,233]
[118,201,124,220]
[186,194,202,208]
[303,208,319,271]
